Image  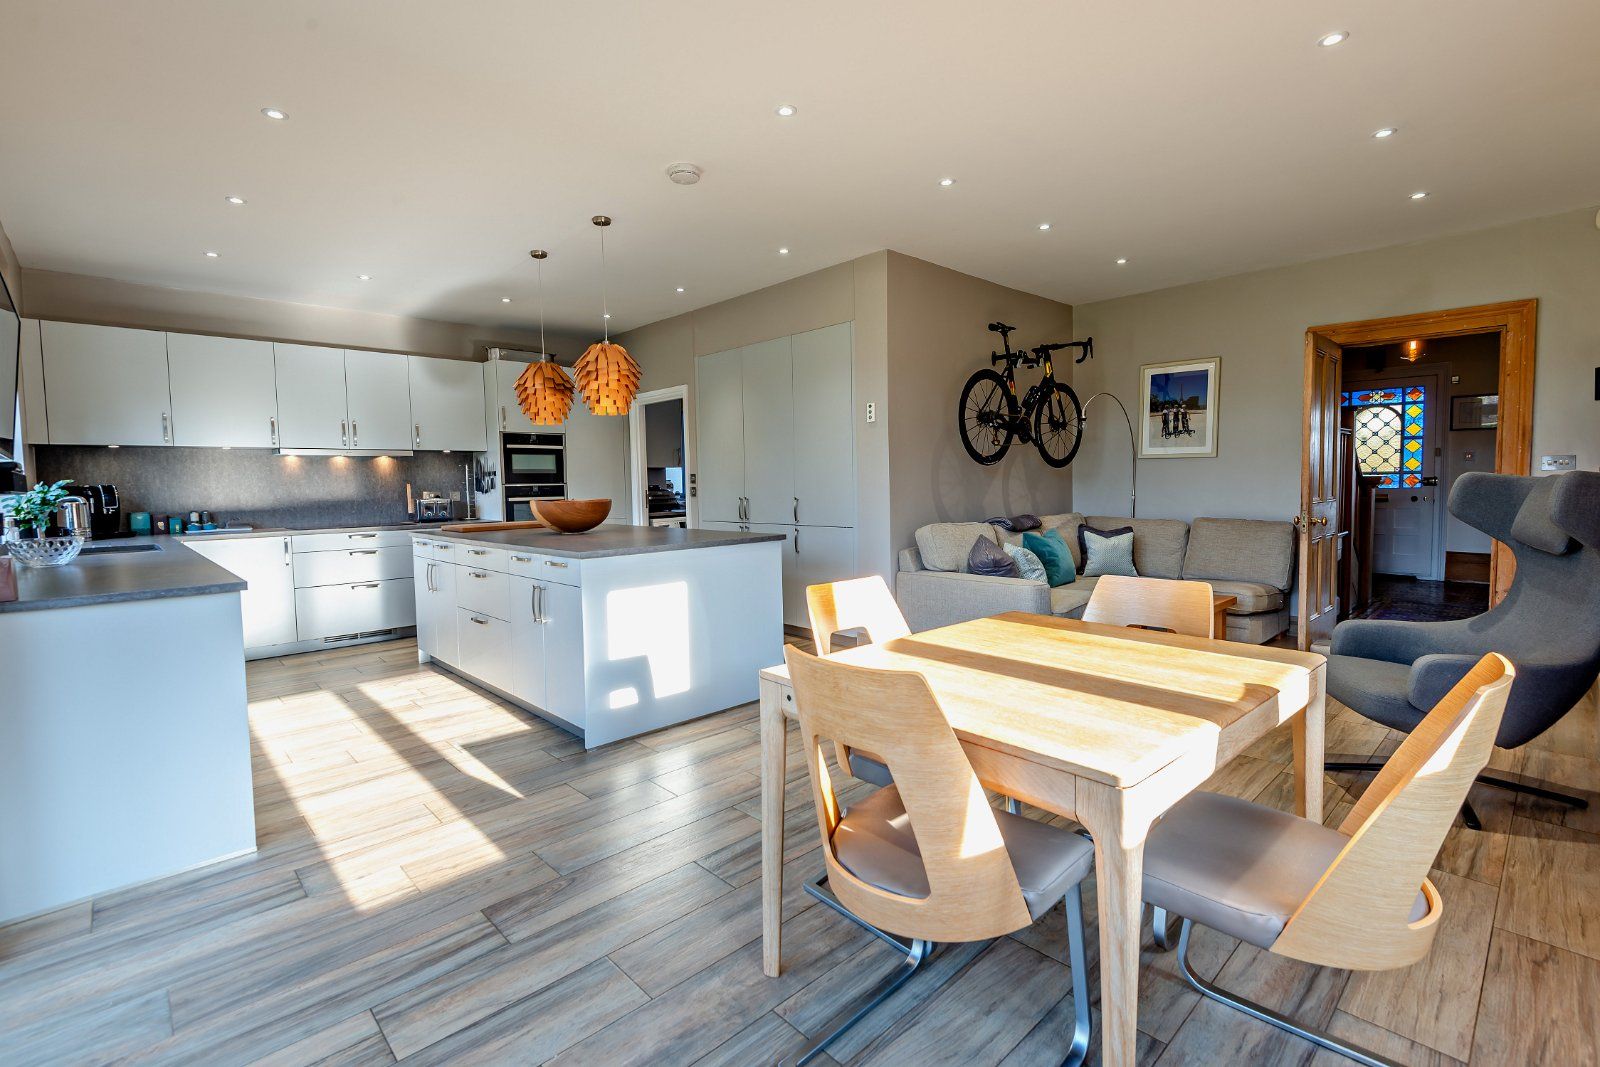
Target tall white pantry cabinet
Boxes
[695,321,858,627]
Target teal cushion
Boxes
[1081,525,1137,577]
[1022,530,1076,587]
[1003,542,1048,584]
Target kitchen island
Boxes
[413,524,786,747]
[0,540,255,925]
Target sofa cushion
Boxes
[1023,529,1076,587]
[1049,580,1097,617]
[915,522,998,572]
[1080,525,1137,577]
[1206,579,1284,615]
[1183,517,1295,591]
[1088,516,1188,579]
[1003,542,1049,584]
[968,535,1019,578]
[1039,513,1086,569]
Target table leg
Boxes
[1293,668,1326,823]
[760,677,789,978]
[1076,779,1149,1067]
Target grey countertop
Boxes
[0,536,246,614]
[421,524,787,558]
[173,521,430,541]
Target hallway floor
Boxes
[1354,574,1490,623]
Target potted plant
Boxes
[3,480,75,539]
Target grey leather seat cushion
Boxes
[846,749,894,787]
[832,785,1094,921]
[1144,791,1427,949]
[1326,654,1425,732]
[1206,579,1284,615]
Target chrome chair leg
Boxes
[1060,883,1093,1067]
[805,873,915,953]
[1151,905,1176,950]
[1173,918,1398,1067]
[789,938,933,1067]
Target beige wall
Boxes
[0,220,21,309]
[1071,206,1600,524]
[18,267,589,361]
[885,252,1075,550]
[611,255,894,578]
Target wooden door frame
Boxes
[1304,298,1537,605]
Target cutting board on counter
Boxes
[438,519,548,533]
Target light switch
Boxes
[865,402,877,424]
[1541,454,1577,471]
[1464,450,1474,461]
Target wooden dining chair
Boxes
[805,577,910,788]
[1081,573,1215,638]
[783,644,1096,1067]
[1143,653,1514,1067]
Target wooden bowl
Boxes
[533,498,611,534]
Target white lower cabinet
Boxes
[183,536,298,652]
[457,608,512,694]
[725,523,857,629]
[510,576,584,729]
[413,548,460,666]
[295,580,416,642]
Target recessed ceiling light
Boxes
[204,250,219,258]
[938,177,955,187]
[1409,190,1429,200]
[225,195,246,205]
[1373,127,1397,139]
[1116,258,1128,265]
[676,287,686,293]
[357,274,371,281]
[775,104,797,117]
[501,297,512,303]
[1317,31,1348,47]
[1038,223,1051,231]
[778,247,790,255]
[260,107,288,120]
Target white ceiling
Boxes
[2,1,1597,336]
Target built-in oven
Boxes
[501,432,566,522]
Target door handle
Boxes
[1311,516,1328,526]
[1292,514,1306,530]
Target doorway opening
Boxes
[1296,300,1535,649]
[627,386,690,527]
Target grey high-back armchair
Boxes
[1326,470,1600,826]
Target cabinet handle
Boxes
[161,412,171,443]
[340,419,348,446]
[270,416,278,446]
[794,529,800,554]
[500,405,507,430]
[352,582,380,589]
[349,533,378,539]
[283,538,290,565]
[351,419,359,446]
[468,549,489,556]
[349,549,379,556]
[793,497,799,522]
[544,560,568,569]
[425,561,434,593]
[470,570,488,578]
[469,615,488,626]
[414,423,422,447]
[511,555,532,563]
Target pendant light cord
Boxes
[599,224,610,343]
[537,257,547,359]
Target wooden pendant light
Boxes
[574,341,641,415]
[515,357,574,424]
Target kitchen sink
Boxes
[79,542,163,554]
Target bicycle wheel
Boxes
[1031,379,1085,468]
[957,369,1017,465]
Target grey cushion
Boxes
[832,784,1095,922]
[1038,513,1086,569]
[1143,791,1426,950]
[1510,476,1573,555]
[898,547,925,573]
[1004,542,1049,584]
[1224,608,1289,644]
[1049,580,1097,617]
[1327,654,1425,733]
[1088,516,1188,578]
[1206,579,1284,615]
[968,535,1019,578]
[1183,517,1295,591]
[915,523,998,572]
[1080,526,1137,578]
[846,750,893,788]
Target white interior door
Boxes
[273,344,349,448]
[1360,377,1441,578]
[343,350,412,451]
[694,347,747,523]
[790,322,856,527]
[741,337,795,523]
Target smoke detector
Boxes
[665,162,704,186]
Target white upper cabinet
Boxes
[492,360,539,435]
[19,319,47,445]
[740,338,796,523]
[166,334,279,448]
[41,322,173,446]
[343,350,412,451]
[695,346,747,523]
[565,401,629,511]
[273,343,349,449]
[790,323,856,527]
[409,356,489,452]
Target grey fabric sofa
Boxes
[896,512,1295,643]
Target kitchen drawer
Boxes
[457,544,511,573]
[293,529,414,553]
[458,608,512,693]
[457,564,511,620]
[293,545,412,588]
[506,552,582,587]
[294,577,416,642]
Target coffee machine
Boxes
[66,483,125,539]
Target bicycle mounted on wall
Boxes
[957,322,1093,468]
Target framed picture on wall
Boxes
[1139,357,1220,458]
[1451,393,1499,430]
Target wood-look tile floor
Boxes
[2,637,1597,1066]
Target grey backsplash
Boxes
[33,446,481,530]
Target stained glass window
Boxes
[1343,386,1426,489]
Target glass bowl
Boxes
[6,535,86,567]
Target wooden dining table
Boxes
[759,611,1326,1067]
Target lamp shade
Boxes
[514,358,575,425]
[573,341,641,415]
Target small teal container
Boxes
[130,511,152,535]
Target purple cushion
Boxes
[968,534,1020,578]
